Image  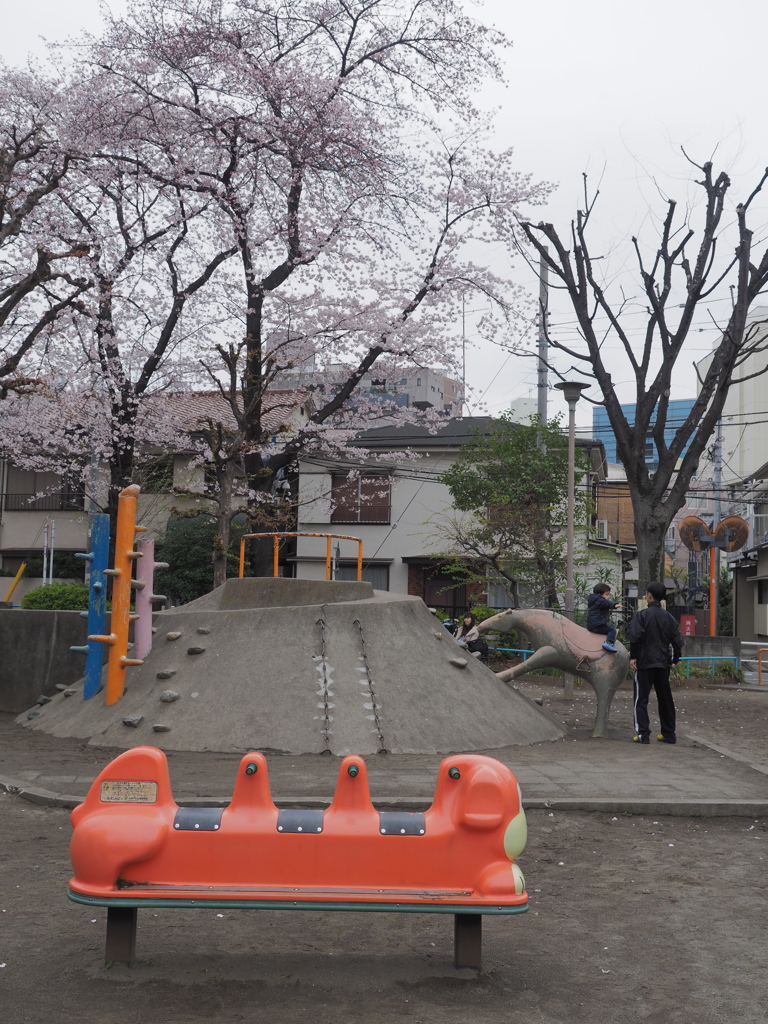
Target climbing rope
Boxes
[353,618,387,753]
[315,618,332,752]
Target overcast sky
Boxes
[3,0,767,431]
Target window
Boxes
[136,455,175,493]
[431,385,436,392]
[487,578,514,609]
[644,435,655,461]
[336,563,389,590]
[758,580,768,605]
[416,377,422,386]
[331,474,391,523]
[687,491,707,511]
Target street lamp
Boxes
[554,380,590,698]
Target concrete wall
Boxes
[681,635,742,664]
[0,609,97,713]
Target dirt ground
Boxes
[515,676,768,770]
[1,684,767,1024]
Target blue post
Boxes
[70,514,110,699]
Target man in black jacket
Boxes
[627,582,684,745]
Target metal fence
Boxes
[2,492,86,512]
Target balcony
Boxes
[2,492,86,512]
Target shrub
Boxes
[21,582,90,610]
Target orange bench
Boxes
[69,747,528,971]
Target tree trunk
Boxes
[633,500,670,598]
[212,463,235,590]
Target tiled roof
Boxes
[160,390,312,436]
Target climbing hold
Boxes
[152,724,172,733]
[187,647,206,656]
[122,715,144,728]
[196,627,211,635]
[63,688,77,697]
[433,632,443,640]
[166,632,182,641]
[36,695,52,705]
[159,690,180,703]
[449,657,468,669]
[26,709,40,720]
[156,670,176,680]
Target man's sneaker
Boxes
[602,642,617,652]
[657,734,677,744]
[633,735,650,744]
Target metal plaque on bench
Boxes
[100,780,158,804]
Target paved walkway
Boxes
[1,716,766,816]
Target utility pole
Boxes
[537,249,549,444]
[712,420,723,634]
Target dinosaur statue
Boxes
[478,608,630,738]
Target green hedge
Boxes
[21,582,90,611]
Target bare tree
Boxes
[518,159,768,590]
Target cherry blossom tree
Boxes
[0,63,91,396]
[83,0,551,563]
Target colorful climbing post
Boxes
[89,485,145,706]
[133,539,169,661]
[70,513,110,700]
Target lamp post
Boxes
[554,380,590,699]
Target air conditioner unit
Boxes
[594,519,609,541]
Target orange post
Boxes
[89,485,145,706]
[325,536,332,579]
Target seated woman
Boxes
[455,613,489,660]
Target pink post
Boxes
[133,539,169,660]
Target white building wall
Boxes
[696,305,768,483]
[296,452,460,592]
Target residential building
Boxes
[0,390,312,599]
[591,399,697,468]
[278,362,464,418]
[294,418,616,616]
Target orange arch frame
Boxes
[238,532,363,581]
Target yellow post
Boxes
[356,541,363,582]
[273,535,279,577]
[90,485,144,706]
[3,562,27,603]
[239,536,246,578]
[325,536,332,580]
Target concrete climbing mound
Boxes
[20,579,565,754]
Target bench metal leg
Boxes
[454,913,482,971]
[105,906,137,966]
